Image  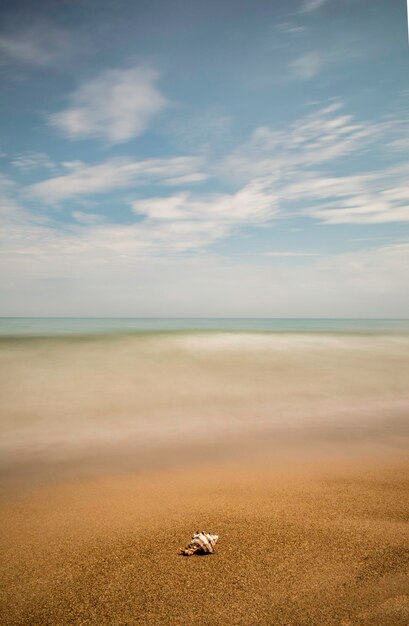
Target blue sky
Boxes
[0,0,408,316]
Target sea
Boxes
[1,317,409,336]
[1,318,408,482]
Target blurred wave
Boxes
[1,330,408,480]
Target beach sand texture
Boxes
[1,331,409,625]
[1,459,409,626]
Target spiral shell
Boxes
[179,531,219,556]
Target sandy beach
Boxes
[1,454,409,625]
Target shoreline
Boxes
[1,328,409,623]
[1,409,408,497]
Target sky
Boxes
[0,0,408,317]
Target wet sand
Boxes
[1,453,409,626]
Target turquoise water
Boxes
[1,317,409,337]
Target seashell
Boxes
[179,531,219,556]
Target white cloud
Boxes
[162,172,208,186]
[300,0,329,14]
[11,152,56,173]
[132,178,278,225]
[276,22,306,34]
[309,198,409,224]
[72,211,105,226]
[21,101,409,242]
[126,178,279,250]
[2,99,409,315]
[0,22,73,67]
[49,66,167,144]
[2,174,279,277]
[281,165,409,224]
[220,102,409,226]
[291,51,324,79]
[26,156,204,203]
[265,251,319,257]
[1,212,408,316]
[220,101,377,182]
[22,100,409,237]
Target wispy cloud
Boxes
[2,98,408,317]
[132,179,277,223]
[24,100,409,234]
[2,176,278,266]
[291,51,324,79]
[2,202,408,316]
[11,152,57,173]
[0,22,72,67]
[265,251,319,257]
[220,101,376,181]
[300,0,329,14]
[276,22,306,35]
[71,211,106,226]
[163,173,208,186]
[26,156,204,203]
[305,174,409,224]
[49,66,167,144]
[220,101,409,226]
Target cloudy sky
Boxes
[0,0,408,316]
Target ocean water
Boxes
[1,318,409,480]
[1,317,409,336]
